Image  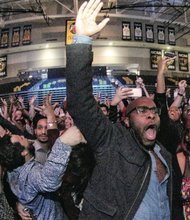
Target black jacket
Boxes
[66,44,174,220]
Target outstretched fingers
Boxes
[97,17,110,32]
[76,0,109,36]
[91,0,103,18]
[83,0,100,16]
[77,1,87,20]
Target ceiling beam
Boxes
[54,0,74,14]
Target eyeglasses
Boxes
[131,106,161,116]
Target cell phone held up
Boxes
[129,88,142,98]
[164,52,176,58]
[122,87,142,98]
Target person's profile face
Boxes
[168,106,181,122]
[183,105,190,121]
[65,112,74,129]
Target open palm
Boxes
[76,0,109,36]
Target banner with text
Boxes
[22,25,32,45]
[178,52,189,72]
[0,56,7,77]
[11,27,20,47]
[157,26,165,44]
[145,24,154,43]
[164,50,176,70]
[150,49,162,69]
[168,27,176,45]
[122,22,131,40]
[66,20,76,45]
[134,22,143,41]
[0,29,9,48]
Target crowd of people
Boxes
[0,0,190,219]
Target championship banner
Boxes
[168,27,176,45]
[150,49,162,69]
[0,56,7,77]
[22,25,32,45]
[0,29,9,48]
[164,50,176,70]
[134,22,143,41]
[11,27,20,47]
[178,52,189,72]
[145,24,154,43]
[65,20,76,45]
[157,26,165,44]
[122,22,131,40]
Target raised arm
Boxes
[17,96,29,118]
[110,87,132,107]
[66,0,112,150]
[29,95,37,120]
[31,126,86,192]
[135,77,150,98]
[171,80,187,108]
[156,56,176,94]
[42,94,59,148]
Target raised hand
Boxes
[0,98,7,106]
[76,0,110,36]
[135,77,144,88]
[42,94,54,117]
[9,95,16,104]
[157,56,176,75]
[178,80,187,95]
[18,96,24,104]
[29,95,36,105]
[111,87,133,106]
[60,126,87,146]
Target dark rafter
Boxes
[102,3,190,11]
[0,7,43,13]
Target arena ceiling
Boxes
[0,0,190,40]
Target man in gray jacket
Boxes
[66,0,183,219]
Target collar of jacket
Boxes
[117,128,150,167]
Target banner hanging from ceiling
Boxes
[157,26,165,44]
[150,49,162,69]
[122,21,131,40]
[145,24,154,43]
[22,25,32,45]
[65,20,76,45]
[0,56,7,77]
[11,27,20,47]
[134,22,143,41]
[0,29,9,48]
[168,27,176,45]
[178,52,189,72]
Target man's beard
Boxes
[131,126,156,150]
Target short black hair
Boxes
[33,114,47,129]
[0,135,25,171]
[99,103,109,112]
[16,118,26,126]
